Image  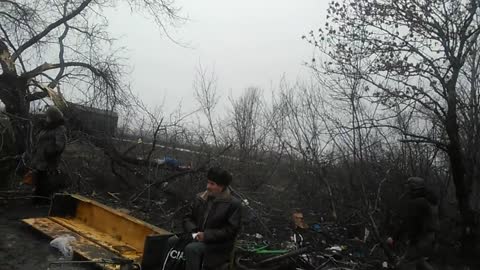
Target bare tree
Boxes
[193,62,219,147]
[0,0,182,155]
[225,87,282,188]
[274,81,340,219]
[229,87,266,161]
[311,0,480,248]
[458,39,480,212]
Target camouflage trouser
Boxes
[396,232,436,270]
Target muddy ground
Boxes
[0,198,92,270]
[1,191,479,270]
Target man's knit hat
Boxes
[207,167,232,187]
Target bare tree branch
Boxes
[11,0,93,61]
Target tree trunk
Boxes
[0,74,30,155]
[445,77,477,255]
[1,40,30,156]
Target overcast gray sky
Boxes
[105,1,327,114]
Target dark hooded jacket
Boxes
[395,178,439,244]
[183,189,241,267]
[31,106,67,171]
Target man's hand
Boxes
[196,232,205,241]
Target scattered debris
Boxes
[107,192,120,201]
[311,223,321,232]
[255,233,264,239]
[50,235,76,259]
[327,245,343,252]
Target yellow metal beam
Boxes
[23,194,173,269]
[23,217,121,270]
[50,216,142,260]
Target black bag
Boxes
[161,234,193,270]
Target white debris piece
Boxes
[50,234,76,259]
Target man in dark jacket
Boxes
[181,167,241,270]
[30,106,67,204]
[390,177,439,270]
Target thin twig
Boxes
[128,144,233,203]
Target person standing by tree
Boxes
[30,106,67,204]
[388,177,439,270]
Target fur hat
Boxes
[207,167,232,187]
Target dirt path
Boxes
[0,199,91,270]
